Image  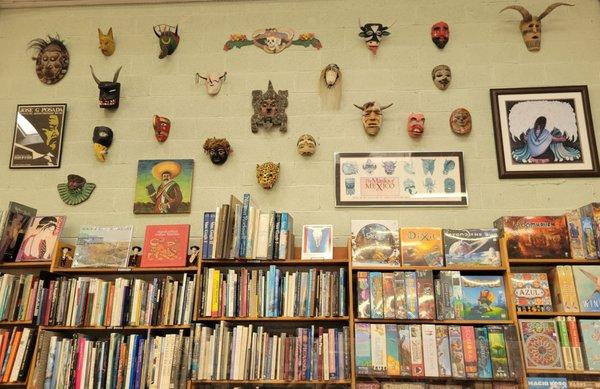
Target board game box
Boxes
[356,271,371,318]
[581,216,599,259]
[519,319,563,369]
[510,273,553,312]
[443,228,501,267]
[400,227,444,267]
[352,220,400,266]
[527,377,568,389]
[461,275,507,320]
[435,325,452,377]
[565,210,585,259]
[494,216,570,259]
[475,327,493,379]
[355,323,372,375]
[579,203,600,257]
[488,325,510,379]
[448,325,466,378]
[578,319,600,371]
[572,266,600,312]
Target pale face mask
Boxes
[196,72,227,95]
[431,65,451,90]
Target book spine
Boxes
[408,324,424,377]
[556,316,574,370]
[566,316,585,371]
[475,327,493,379]
[239,194,251,259]
[266,212,276,260]
[421,324,438,377]
[460,326,478,378]
[202,213,210,260]
[207,212,216,259]
[278,213,288,260]
[272,213,282,260]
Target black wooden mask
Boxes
[90,65,122,109]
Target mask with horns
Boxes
[153,24,180,59]
[90,65,122,109]
[354,101,393,136]
[195,72,227,95]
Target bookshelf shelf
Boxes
[195,316,350,323]
[516,311,600,318]
[509,258,600,266]
[0,383,26,387]
[0,261,51,269]
[191,379,352,385]
[355,374,519,382]
[52,266,198,274]
[0,321,32,326]
[351,265,507,272]
[353,318,514,325]
[201,259,349,266]
[39,325,191,331]
[526,369,600,376]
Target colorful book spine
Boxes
[202,213,211,259]
[207,211,217,259]
[461,326,478,378]
[555,316,574,370]
[239,194,251,258]
[475,327,493,379]
[382,273,395,319]
[369,272,384,319]
[409,325,424,377]
[393,272,407,319]
[404,272,418,320]
[435,325,452,377]
[278,213,290,260]
[421,324,438,377]
[385,324,400,376]
[566,316,584,371]
[448,325,466,378]
[416,271,434,320]
[488,325,510,379]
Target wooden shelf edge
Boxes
[353,318,513,325]
[38,325,191,330]
[190,379,351,384]
[0,261,51,269]
[509,258,600,265]
[526,369,600,375]
[351,265,507,272]
[195,317,349,322]
[517,311,600,317]
[0,321,33,326]
[53,266,198,274]
[355,374,518,382]
[200,259,349,266]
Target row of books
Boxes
[0,273,38,322]
[202,194,294,260]
[0,327,36,383]
[33,330,191,389]
[357,383,518,389]
[32,272,196,327]
[520,317,599,371]
[528,377,600,389]
[356,271,507,321]
[355,323,521,380]
[190,322,350,382]
[199,266,346,318]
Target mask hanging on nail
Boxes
[28,35,69,85]
[449,108,472,135]
[358,21,390,55]
[90,65,122,109]
[153,115,171,142]
[92,126,113,162]
[153,24,180,58]
[256,162,280,189]
[431,65,451,90]
[297,134,317,156]
[353,101,393,136]
[431,21,449,49]
[407,113,425,138]
[98,27,115,56]
[251,81,288,133]
[57,174,96,205]
[319,64,342,110]
[203,137,232,165]
[195,72,227,95]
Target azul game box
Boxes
[443,228,501,267]
[494,216,570,259]
[510,273,553,312]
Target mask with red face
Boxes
[153,115,171,142]
[407,113,425,138]
[431,21,449,49]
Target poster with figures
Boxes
[334,152,467,207]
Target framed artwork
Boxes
[334,152,467,207]
[301,224,333,260]
[10,104,67,168]
[133,159,194,214]
[491,85,600,178]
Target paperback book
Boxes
[15,216,65,262]
[71,225,133,268]
[0,202,37,262]
[351,220,400,266]
[443,229,501,267]
[461,275,507,320]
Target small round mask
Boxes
[407,113,425,138]
[203,137,232,165]
[297,134,316,156]
[256,162,280,189]
[450,108,472,135]
[92,126,113,162]
[432,65,451,90]
[431,21,449,49]
[28,35,69,85]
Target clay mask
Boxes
[431,65,451,90]
[98,27,115,56]
[203,137,232,165]
[297,134,316,156]
[354,101,393,136]
[431,21,449,49]
[256,162,280,189]
[407,113,425,138]
[450,108,472,135]
[153,115,171,142]
[92,126,113,161]
[196,72,227,95]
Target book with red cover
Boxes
[461,325,478,378]
[140,224,190,268]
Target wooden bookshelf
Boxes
[0,321,32,326]
[0,383,27,387]
[509,258,600,265]
[197,316,349,322]
[525,369,600,376]
[516,311,600,317]
[51,265,198,274]
[0,261,51,269]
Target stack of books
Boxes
[0,273,39,322]
[0,327,36,383]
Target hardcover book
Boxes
[510,273,553,312]
[519,319,563,369]
[493,216,570,259]
[565,210,585,259]
[448,325,466,378]
[351,220,400,266]
[571,266,600,312]
[72,226,133,268]
[488,325,510,379]
[301,224,333,260]
[527,377,568,389]
[0,202,37,262]
[16,216,65,262]
[578,319,600,370]
[400,228,444,267]
[443,229,501,267]
[140,224,190,268]
[461,275,507,320]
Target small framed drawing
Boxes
[10,104,67,168]
[335,151,467,207]
[301,224,333,260]
[491,85,600,178]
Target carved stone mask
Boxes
[256,162,280,189]
[203,137,232,165]
[153,24,180,58]
[98,27,115,56]
[28,35,69,85]
[57,174,96,205]
[432,65,451,90]
[450,108,472,135]
[153,115,171,142]
[92,126,113,162]
[500,3,573,52]
[251,81,288,133]
[431,21,449,49]
[359,22,390,55]
[354,101,393,136]
[196,72,227,95]
[297,134,316,156]
[407,113,425,138]
[90,66,122,109]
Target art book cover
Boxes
[578,319,600,370]
[0,202,37,262]
[581,216,599,259]
[519,319,563,369]
[571,266,600,312]
[351,220,400,266]
[565,210,585,259]
[15,216,65,262]
[527,377,568,389]
[443,229,501,267]
[72,226,133,268]
[461,275,507,320]
[301,224,333,260]
[400,228,444,267]
[493,216,570,259]
[510,273,553,312]
[140,224,190,268]
[355,323,372,375]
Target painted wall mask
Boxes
[319,64,342,110]
[359,22,390,55]
[90,66,122,109]
[432,65,451,90]
[203,137,232,165]
[92,126,113,162]
[297,134,316,156]
[251,81,288,133]
[354,101,393,136]
[28,35,69,85]
[256,162,280,189]
[407,113,425,138]
[57,174,96,205]
[153,24,180,58]
[449,108,472,135]
[98,27,115,56]
[500,3,573,52]
[196,72,227,95]
[153,115,171,142]
[252,28,295,53]
[431,21,449,49]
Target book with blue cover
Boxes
[579,319,600,370]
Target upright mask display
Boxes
[98,27,115,56]
[251,81,288,133]
[57,174,96,205]
[431,21,450,49]
[92,126,113,162]
[358,22,390,55]
[223,28,322,52]
[256,162,280,189]
[153,24,180,59]
[28,35,69,85]
[319,64,342,110]
[297,134,316,156]
[203,138,232,165]
[195,72,227,95]
[500,3,573,52]
[153,115,171,143]
[407,113,425,138]
[90,66,122,109]
[432,65,451,90]
[449,108,472,135]
[354,102,393,136]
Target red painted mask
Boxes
[153,115,171,142]
[431,21,449,49]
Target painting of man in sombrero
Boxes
[133,159,193,214]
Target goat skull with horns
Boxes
[90,65,122,109]
[195,72,227,95]
[354,101,393,136]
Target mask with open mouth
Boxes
[407,113,425,138]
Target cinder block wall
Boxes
[0,0,598,245]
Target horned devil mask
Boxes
[90,66,122,109]
[28,35,69,85]
[92,126,113,162]
[203,137,232,165]
[195,72,227,95]
[500,3,573,52]
[354,101,393,136]
[407,113,425,138]
[358,21,390,55]
[319,64,342,110]
[153,24,180,59]
[98,27,115,56]
[251,81,288,133]
[431,21,450,49]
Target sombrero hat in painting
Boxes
[151,160,182,180]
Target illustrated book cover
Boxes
[494,216,570,259]
[0,202,37,262]
[351,220,400,266]
[443,228,501,267]
[461,275,507,320]
[301,224,333,260]
[140,224,190,268]
[71,225,133,268]
[15,216,65,262]
[400,227,444,267]
[510,273,553,312]
[571,266,600,312]
[519,319,563,369]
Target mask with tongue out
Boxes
[358,22,390,55]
